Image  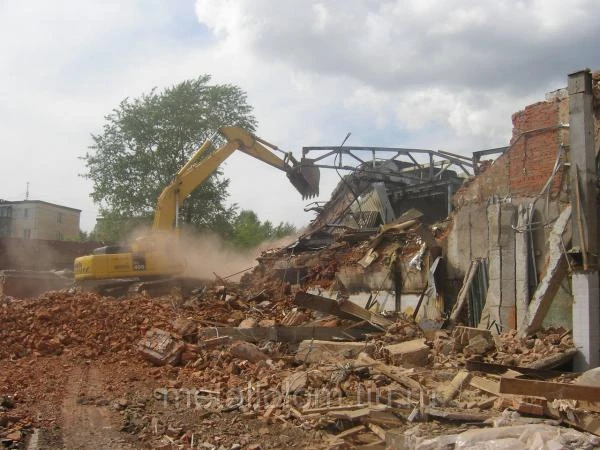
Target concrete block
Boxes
[295,340,374,364]
[384,338,430,367]
[137,328,185,366]
[573,272,600,370]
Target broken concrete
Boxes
[136,328,185,366]
[521,206,571,335]
[384,338,430,368]
[295,340,374,364]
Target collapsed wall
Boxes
[445,73,600,333]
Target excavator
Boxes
[74,126,320,295]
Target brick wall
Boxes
[453,95,568,207]
[508,100,564,196]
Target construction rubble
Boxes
[1,231,599,449]
[3,70,600,449]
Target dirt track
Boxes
[60,365,137,449]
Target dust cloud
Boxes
[127,227,299,282]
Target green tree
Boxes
[82,75,257,242]
[231,209,296,249]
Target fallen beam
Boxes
[465,359,565,379]
[499,377,600,401]
[521,206,571,335]
[437,370,472,405]
[196,326,372,343]
[523,348,578,370]
[294,291,393,329]
[356,353,423,395]
[470,376,500,396]
[426,407,493,422]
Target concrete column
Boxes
[569,69,599,370]
[568,70,598,267]
[572,272,600,369]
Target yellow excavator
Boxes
[74,126,320,295]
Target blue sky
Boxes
[1,0,598,232]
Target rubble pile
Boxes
[0,283,597,449]
[0,292,172,360]
[0,222,595,449]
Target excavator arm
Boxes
[152,126,319,230]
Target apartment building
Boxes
[0,200,81,240]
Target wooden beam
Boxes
[356,353,423,395]
[470,376,500,396]
[499,377,600,401]
[426,407,492,422]
[465,359,565,379]
[437,370,472,405]
[332,425,366,440]
[196,326,372,343]
[366,422,387,440]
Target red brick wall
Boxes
[508,100,563,196]
[453,97,566,208]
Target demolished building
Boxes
[257,69,600,367]
[2,69,600,449]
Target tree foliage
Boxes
[231,210,296,249]
[82,76,257,241]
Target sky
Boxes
[1,0,599,232]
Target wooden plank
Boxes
[333,425,366,439]
[329,408,372,421]
[366,422,386,440]
[437,370,472,405]
[356,353,423,395]
[196,326,371,343]
[499,377,600,401]
[302,404,367,415]
[450,260,479,323]
[329,405,389,421]
[465,359,564,379]
[426,407,492,422]
[470,376,500,396]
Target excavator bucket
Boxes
[287,158,320,199]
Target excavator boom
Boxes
[153,126,319,230]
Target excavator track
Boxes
[76,277,209,298]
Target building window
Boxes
[57,231,63,241]
[58,212,63,224]
[24,208,29,218]
[23,229,31,239]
